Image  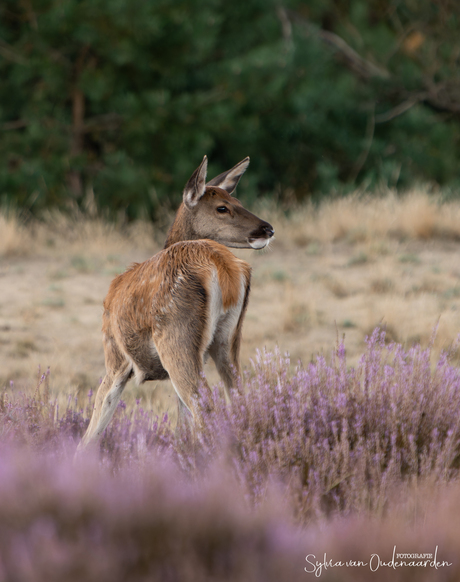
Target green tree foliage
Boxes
[0,0,460,217]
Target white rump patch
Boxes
[204,268,246,354]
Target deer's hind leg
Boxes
[156,339,213,431]
[153,320,213,430]
[151,272,215,430]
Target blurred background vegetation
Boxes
[1,0,460,218]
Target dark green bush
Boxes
[1,0,460,217]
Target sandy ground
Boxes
[2,193,460,421]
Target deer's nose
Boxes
[249,221,275,240]
[262,223,275,238]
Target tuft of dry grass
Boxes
[38,210,162,257]
[270,188,460,247]
[0,212,31,257]
[0,207,164,261]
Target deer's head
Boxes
[165,156,274,249]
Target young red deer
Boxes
[77,156,274,450]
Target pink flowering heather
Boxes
[185,328,460,521]
[0,328,460,579]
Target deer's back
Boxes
[103,240,251,338]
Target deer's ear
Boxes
[183,155,208,208]
[206,157,250,195]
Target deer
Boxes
[77,155,274,451]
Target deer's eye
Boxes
[216,206,229,214]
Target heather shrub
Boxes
[3,327,460,521]
[0,447,307,582]
[181,328,460,521]
[300,484,460,581]
[2,328,460,578]
[0,446,457,582]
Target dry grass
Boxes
[3,188,460,415]
[271,188,460,247]
[0,212,32,257]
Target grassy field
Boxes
[2,189,460,579]
[2,189,460,416]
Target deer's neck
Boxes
[164,204,198,248]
